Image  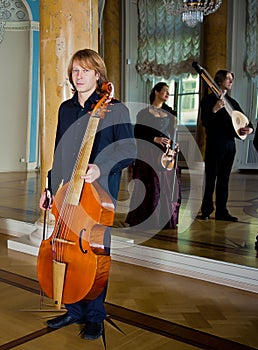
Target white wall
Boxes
[228,0,258,170]
[0,30,30,172]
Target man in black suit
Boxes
[200,69,253,222]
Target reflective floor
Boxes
[0,170,258,349]
[0,169,258,268]
[116,168,258,269]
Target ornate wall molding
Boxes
[5,20,39,31]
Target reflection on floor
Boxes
[0,170,258,349]
[116,167,258,269]
[1,169,257,268]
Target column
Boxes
[202,0,227,76]
[196,0,227,156]
[40,0,98,195]
[32,0,98,243]
[103,0,121,99]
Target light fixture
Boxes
[0,0,8,44]
[163,0,222,28]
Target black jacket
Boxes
[49,91,136,201]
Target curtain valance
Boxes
[136,0,200,80]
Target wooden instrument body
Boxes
[37,181,114,305]
[160,121,179,171]
[226,109,249,140]
[160,143,179,170]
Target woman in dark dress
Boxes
[125,82,181,230]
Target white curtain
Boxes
[136,0,201,81]
[245,0,258,80]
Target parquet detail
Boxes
[0,270,257,350]
[107,262,258,347]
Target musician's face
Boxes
[156,86,170,102]
[72,60,100,94]
[221,73,234,91]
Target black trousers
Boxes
[201,139,236,216]
[254,124,258,153]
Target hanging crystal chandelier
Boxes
[163,0,222,28]
[0,0,8,43]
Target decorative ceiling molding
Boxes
[0,0,29,22]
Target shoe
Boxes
[200,214,209,220]
[82,321,103,340]
[47,312,80,329]
[215,213,238,222]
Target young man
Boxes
[200,70,253,221]
[39,48,136,340]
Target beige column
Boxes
[202,0,227,76]
[196,0,227,156]
[37,0,98,228]
[39,0,98,198]
[103,0,121,99]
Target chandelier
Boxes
[0,0,8,43]
[163,0,222,28]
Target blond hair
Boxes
[67,49,108,92]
